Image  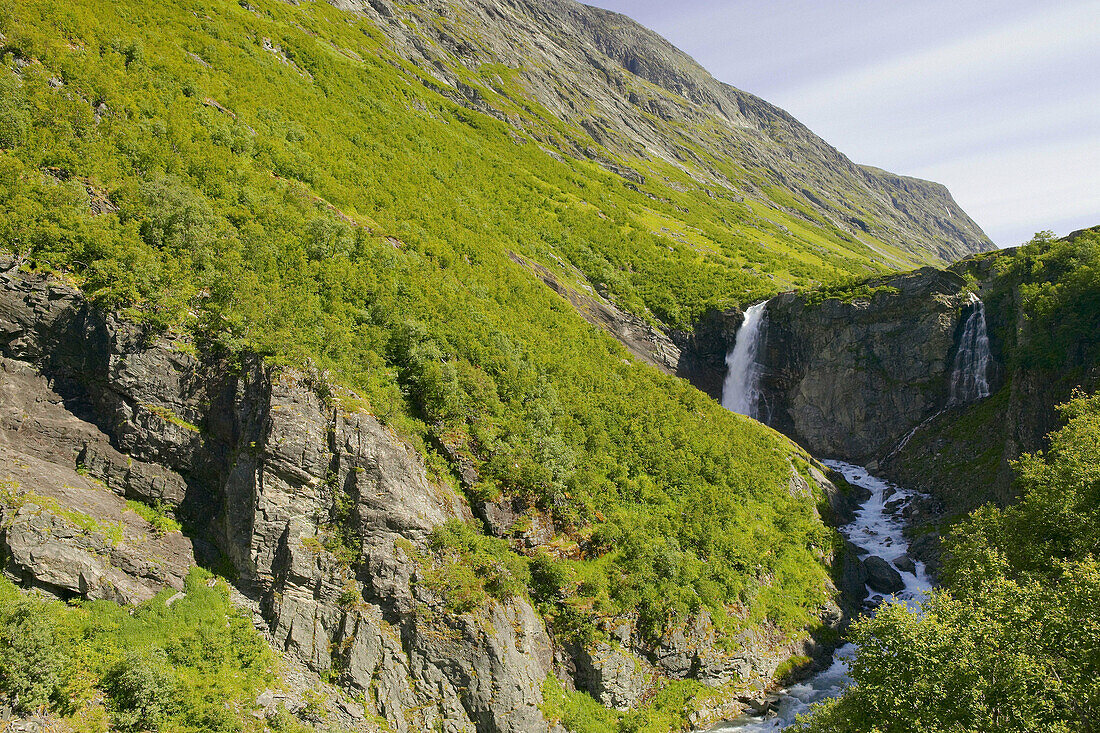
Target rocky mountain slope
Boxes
[336,0,992,266]
[0,258,870,730]
[0,0,1003,729]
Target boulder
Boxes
[864,556,905,594]
[894,555,917,574]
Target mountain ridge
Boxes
[333,0,993,266]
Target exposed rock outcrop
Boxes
[863,556,905,595]
[754,267,975,463]
[0,260,554,732]
[672,307,745,398]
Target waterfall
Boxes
[722,302,768,418]
[948,294,992,405]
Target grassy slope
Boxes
[0,568,312,733]
[0,0,839,654]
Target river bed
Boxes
[705,461,934,731]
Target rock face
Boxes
[863,556,905,595]
[0,436,195,605]
[880,243,1100,513]
[0,260,553,732]
[751,267,977,463]
[673,307,745,399]
[333,0,993,264]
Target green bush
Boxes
[0,568,281,731]
[125,499,182,536]
[422,519,530,612]
[0,596,72,714]
[797,392,1100,732]
[102,650,180,732]
[541,675,716,733]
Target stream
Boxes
[705,461,934,731]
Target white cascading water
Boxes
[948,293,992,405]
[882,293,994,462]
[706,463,934,732]
[722,302,768,418]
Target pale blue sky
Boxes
[586,0,1100,247]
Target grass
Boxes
[0,568,312,732]
[541,674,719,733]
[125,499,183,536]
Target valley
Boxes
[0,0,1096,731]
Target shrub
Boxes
[102,650,180,732]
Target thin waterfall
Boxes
[722,302,768,418]
[885,293,994,461]
[949,293,992,405]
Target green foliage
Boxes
[797,392,1100,732]
[985,229,1100,372]
[801,276,900,306]
[422,519,530,613]
[0,595,74,714]
[0,0,838,641]
[102,650,180,732]
[541,674,717,733]
[125,499,182,536]
[0,568,285,731]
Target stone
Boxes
[894,555,916,574]
[836,542,869,601]
[0,265,557,732]
[864,556,906,595]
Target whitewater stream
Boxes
[705,462,934,730]
[703,292,996,729]
[705,292,981,730]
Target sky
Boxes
[585,0,1100,247]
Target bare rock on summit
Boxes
[333,0,992,264]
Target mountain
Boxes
[337,0,992,266]
[0,0,1000,730]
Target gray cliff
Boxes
[0,259,552,732]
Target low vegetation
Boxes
[0,568,307,732]
[541,674,717,733]
[0,0,841,642]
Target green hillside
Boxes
[0,0,847,653]
[0,1,1003,729]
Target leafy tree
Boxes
[797,392,1100,732]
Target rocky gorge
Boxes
[0,257,871,731]
[658,232,1100,578]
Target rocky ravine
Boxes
[669,247,1099,577]
[0,260,863,731]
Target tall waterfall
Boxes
[949,293,993,405]
[722,302,768,418]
